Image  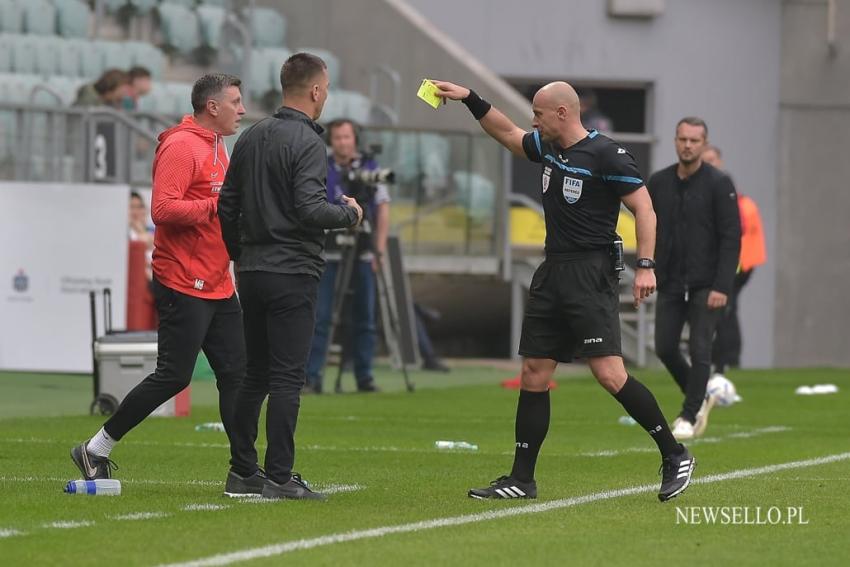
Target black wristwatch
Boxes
[636,258,656,269]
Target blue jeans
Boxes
[306,260,377,389]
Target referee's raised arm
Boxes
[432,80,527,158]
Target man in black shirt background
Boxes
[433,79,694,503]
[647,117,741,441]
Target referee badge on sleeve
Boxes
[563,176,583,204]
[542,166,552,193]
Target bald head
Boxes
[531,81,584,143]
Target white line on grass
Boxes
[184,504,230,511]
[159,452,850,567]
[113,512,170,521]
[0,475,221,487]
[239,484,365,504]
[0,528,24,538]
[43,521,94,529]
[578,426,792,457]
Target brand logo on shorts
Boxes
[583,337,603,344]
[542,166,552,193]
[194,279,205,290]
[563,176,583,204]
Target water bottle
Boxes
[435,440,479,451]
[64,479,122,496]
[194,422,226,432]
[618,416,637,426]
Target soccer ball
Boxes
[707,374,739,407]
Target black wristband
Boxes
[462,89,492,120]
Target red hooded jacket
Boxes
[150,115,234,299]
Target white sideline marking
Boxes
[184,504,229,512]
[0,528,24,538]
[43,521,94,529]
[159,452,850,567]
[578,426,792,458]
[240,484,365,504]
[113,512,170,521]
[0,475,221,487]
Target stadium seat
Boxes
[57,38,84,77]
[240,48,273,97]
[102,0,130,13]
[158,2,201,55]
[79,41,106,78]
[296,48,340,85]
[32,35,59,75]
[198,0,227,6]
[10,34,38,74]
[243,6,286,48]
[197,4,225,49]
[264,47,292,91]
[0,34,13,72]
[22,0,56,36]
[453,171,495,221]
[136,83,174,115]
[165,82,193,115]
[99,40,134,70]
[126,41,166,78]
[162,0,196,7]
[0,0,22,33]
[129,0,158,14]
[46,75,87,106]
[55,0,91,38]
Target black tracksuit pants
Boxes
[654,288,721,423]
[228,272,318,484]
[104,278,245,441]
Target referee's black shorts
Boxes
[518,250,622,363]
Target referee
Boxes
[433,80,694,502]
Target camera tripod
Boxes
[320,219,414,393]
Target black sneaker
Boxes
[658,447,696,502]
[70,442,118,480]
[261,473,327,501]
[223,469,267,498]
[468,475,537,500]
[356,380,380,393]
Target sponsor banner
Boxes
[0,182,129,372]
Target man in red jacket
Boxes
[71,74,247,480]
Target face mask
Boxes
[122,96,135,111]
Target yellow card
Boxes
[417,79,443,109]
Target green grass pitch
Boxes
[0,366,848,566]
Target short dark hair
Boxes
[128,66,151,81]
[94,69,129,96]
[326,118,358,142]
[280,52,327,95]
[191,73,242,113]
[676,116,708,138]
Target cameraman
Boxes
[305,119,390,393]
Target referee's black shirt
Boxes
[522,129,644,254]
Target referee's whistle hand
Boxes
[633,269,656,308]
[431,80,470,101]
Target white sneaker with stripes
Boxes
[658,447,696,502]
[468,475,537,499]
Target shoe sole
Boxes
[223,492,263,499]
[467,491,536,500]
[693,396,717,437]
[659,456,696,502]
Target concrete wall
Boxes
[405,0,783,367]
[774,0,850,366]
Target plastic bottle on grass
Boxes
[435,440,478,450]
[618,416,637,426]
[194,422,226,432]
[64,479,121,496]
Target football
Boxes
[707,374,739,407]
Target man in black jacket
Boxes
[647,117,740,440]
[218,53,362,500]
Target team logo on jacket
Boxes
[542,166,552,193]
[562,176,583,204]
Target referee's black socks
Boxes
[613,375,683,457]
[510,389,550,483]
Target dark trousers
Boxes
[104,277,245,441]
[229,271,318,483]
[654,288,721,423]
[712,270,752,372]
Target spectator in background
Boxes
[129,191,155,282]
[577,88,613,133]
[701,145,767,374]
[74,69,131,108]
[128,66,153,109]
[648,118,741,441]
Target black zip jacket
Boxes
[218,107,358,279]
[647,162,741,295]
